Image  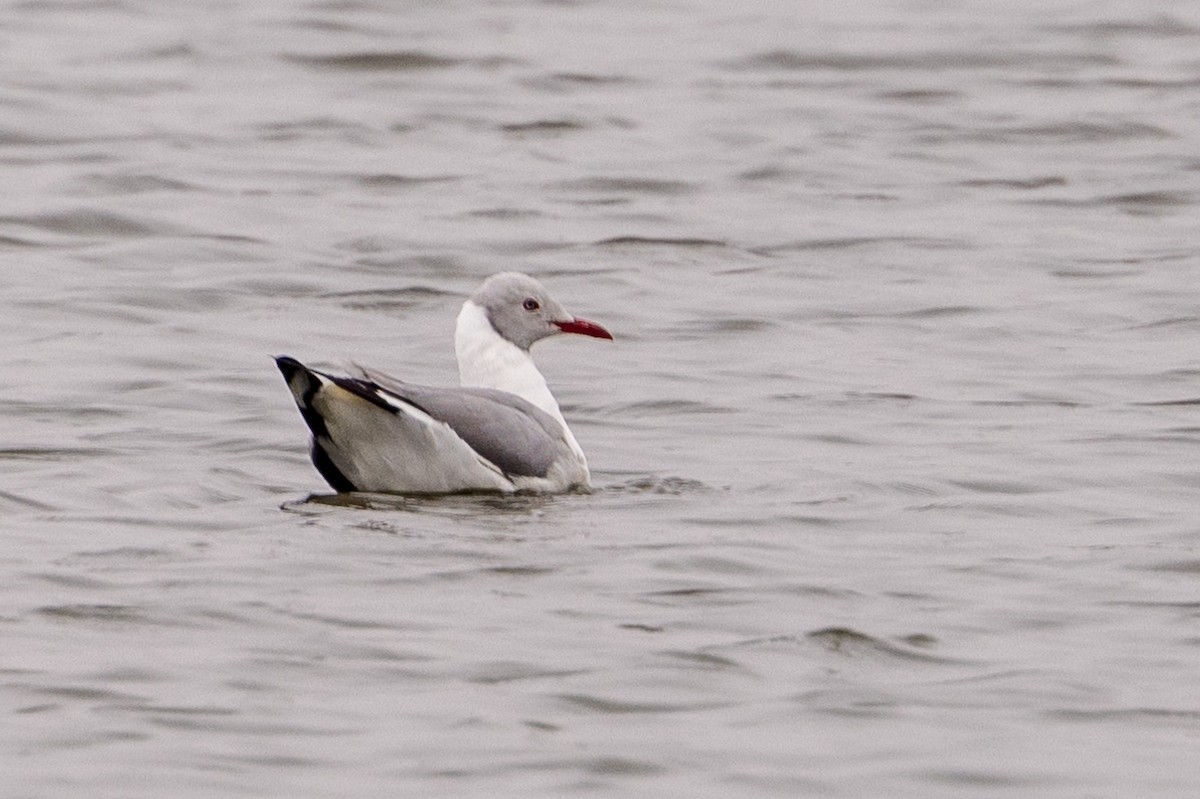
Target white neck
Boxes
[455,300,587,469]
[454,300,565,418]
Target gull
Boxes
[276,272,613,494]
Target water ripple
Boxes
[499,119,585,135]
[552,177,698,196]
[594,235,728,248]
[556,693,729,714]
[805,628,960,664]
[283,51,466,71]
[0,209,179,239]
[725,50,1121,72]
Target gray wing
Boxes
[347,365,572,479]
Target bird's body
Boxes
[276,272,612,495]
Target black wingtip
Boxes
[274,355,321,426]
[275,355,304,381]
[272,356,360,493]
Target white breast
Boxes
[454,300,587,466]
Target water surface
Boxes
[3,1,1199,796]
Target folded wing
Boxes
[276,357,579,494]
[351,364,572,479]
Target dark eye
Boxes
[522,298,540,312]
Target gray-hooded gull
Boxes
[276,272,613,494]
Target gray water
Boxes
[3,0,1199,796]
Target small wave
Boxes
[519,72,638,92]
[0,488,57,512]
[876,88,963,103]
[499,119,585,134]
[355,173,461,190]
[74,546,175,562]
[754,236,965,254]
[1126,316,1200,331]
[319,285,454,312]
[283,51,464,71]
[678,316,775,334]
[952,121,1174,144]
[548,72,636,85]
[1048,18,1200,38]
[806,627,958,663]
[594,235,728,248]
[332,235,418,254]
[1138,559,1200,574]
[556,692,729,714]
[257,116,369,142]
[1049,707,1200,722]
[0,447,108,462]
[552,177,697,196]
[960,176,1068,190]
[0,233,44,248]
[464,207,544,220]
[969,397,1086,408]
[664,649,746,671]
[1050,267,1142,280]
[105,42,198,63]
[893,305,985,319]
[603,399,736,416]
[603,476,710,495]
[37,604,147,623]
[0,209,176,239]
[949,478,1046,495]
[842,391,920,403]
[269,606,415,632]
[724,50,1119,72]
[464,660,586,685]
[1030,190,1192,210]
[736,164,804,182]
[77,173,198,196]
[34,603,194,630]
[1101,77,1200,89]
[1131,397,1200,407]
